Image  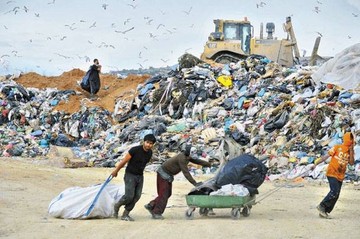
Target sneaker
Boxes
[316,205,328,218]
[121,215,135,221]
[152,214,164,220]
[144,204,154,216]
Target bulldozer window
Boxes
[223,23,240,40]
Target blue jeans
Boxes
[320,176,342,213]
[117,172,144,212]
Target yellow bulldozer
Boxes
[200,16,301,67]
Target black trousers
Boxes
[117,172,144,212]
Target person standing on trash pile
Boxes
[88,58,101,100]
[110,134,156,221]
[311,132,354,218]
[144,144,211,220]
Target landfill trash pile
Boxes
[0,44,359,183]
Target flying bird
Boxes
[34,13,40,17]
[256,2,266,8]
[183,6,192,15]
[352,13,358,17]
[157,24,165,29]
[89,21,96,28]
[48,0,56,4]
[102,4,108,10]
[127,4,137,9]
[313,6,320,13]
[149,33,157,39]
[115,26,135,34]
[124,18,131,25]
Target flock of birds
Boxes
[1,0,199,72]
[1,0,359,73]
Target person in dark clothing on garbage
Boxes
[111,134,156,221]
[144,145,211,219]
[88,58,101,100]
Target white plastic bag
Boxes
[48,181,124,219]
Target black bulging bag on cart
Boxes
[215,154,268,196]
[188,154,268,196]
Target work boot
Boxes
[113,202,121,219]
[121,210,134,221]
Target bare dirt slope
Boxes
[1,158,360,239]
[16,69,150,114]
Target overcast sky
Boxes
[0,0,359,76]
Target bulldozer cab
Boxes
[201,19,252,63]
[214,19,251,54]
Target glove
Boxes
[194,181,203,187]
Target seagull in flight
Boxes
[89,21,96,28]
[124,18,131,25]
[157,24,165,29]
[352,13,358,17]
[183,6,192,15]
[115,26,135,34]
[127,4,137,9]
[313,6,320,13]
[256,2,266,8]
[102,4,108,10]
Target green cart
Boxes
[185,194,256,220]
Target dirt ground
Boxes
[1,158,360,239]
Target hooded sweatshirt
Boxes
[326,132,354,181]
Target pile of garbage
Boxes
[1,44,360,182]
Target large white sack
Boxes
[48,182,124,219]
[312,43,360,90]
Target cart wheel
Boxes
[199,207,209,216]
[185,207,195,220]
[231,208,241,220]
[241,205,251,217]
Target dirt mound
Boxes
[16,69,150,114]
